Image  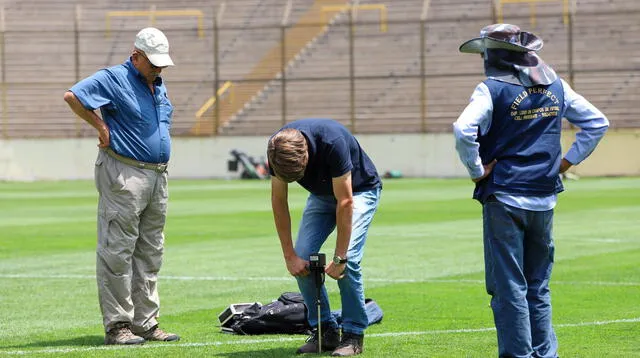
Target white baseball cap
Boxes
[134,27,175,67]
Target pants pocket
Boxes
[98,209,119,250]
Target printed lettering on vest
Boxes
[509,87,561,121]
[510,90,529,111]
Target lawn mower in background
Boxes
[227,149,270,179]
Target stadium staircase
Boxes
[0,0,638,137]
[189,0,349,136]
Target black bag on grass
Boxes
[220,292,383,335]
[228,292,311,335]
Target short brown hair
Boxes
[267,128,308,183]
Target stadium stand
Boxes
[0,0,637,137]
[222,0,640,135]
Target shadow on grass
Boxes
[2,335,104,349]
[215,346,319,357]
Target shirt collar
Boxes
[125,58,164,86]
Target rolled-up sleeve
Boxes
[69,70,114,111]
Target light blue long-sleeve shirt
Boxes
[453,79,609,211]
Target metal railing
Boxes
[320,4,388,33]
[105,7,205,38]
[194,81,235,135]
[495,0,570,27]
[0,1,637,138]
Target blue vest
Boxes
[474,78,566,203]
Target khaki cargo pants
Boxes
[94,149,169,333]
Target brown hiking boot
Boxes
[296,325,340,354]
[331,331,364,356]
[139,325,180,342]
[104,322,145,345]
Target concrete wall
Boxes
[562,129,640,177]
[0,129,636,181]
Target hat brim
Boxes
[147,53,175,67]
[459,37,533,54]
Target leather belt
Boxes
[104,148,168,173]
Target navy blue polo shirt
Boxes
[70,59,173,163]
[276,118,381,196]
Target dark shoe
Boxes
[139,325,180,342]
[104,322,145,345]
[296,325,340,354]
[331,331,364,356]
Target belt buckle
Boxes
[157,164,168,173]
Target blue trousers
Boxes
[483,197,558,358]
[294,187,381,335]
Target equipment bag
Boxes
[226,292,311,335]
[220,292,383,335]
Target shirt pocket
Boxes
[101,102,118,118]
[157,94,173,128]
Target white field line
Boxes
[2,317,639,356]
[0,274,639,287]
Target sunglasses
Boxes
[136,51,167,70]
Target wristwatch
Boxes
[333,255,348,264]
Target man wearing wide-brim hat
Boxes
[453,24,609,358]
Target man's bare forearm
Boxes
[63,91,106,132]
[272,196,296,259]
[334,198,353,258]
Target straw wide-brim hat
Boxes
[459,23,543,54]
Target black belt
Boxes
[104,148,168,173]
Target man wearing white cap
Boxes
[453,24,608,357]
[63,27,178,345]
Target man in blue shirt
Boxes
[268,118,381,356]
[454,24,609,358]
[64,27,179,345]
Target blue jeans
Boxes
[483,197,558,358]
[294,187,381,335]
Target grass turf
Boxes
[0,177,638,357]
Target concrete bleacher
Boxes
[0,0,310,137]
[220,0,640,135]
[190,0,351,136]
[222,1,491,135]
[575,72,640,127]
[0,0,638,138]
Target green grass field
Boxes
[0,177,639,357]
